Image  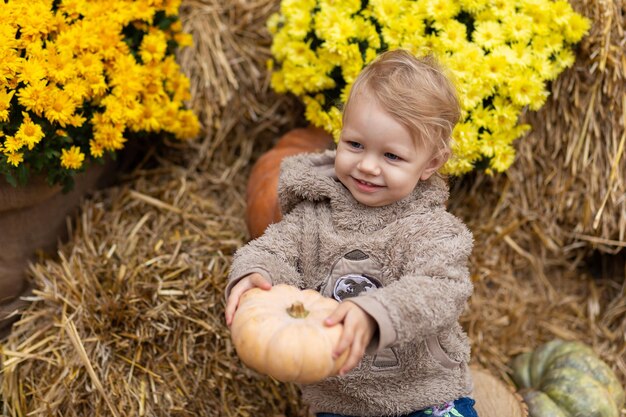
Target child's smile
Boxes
[351,177,384,193]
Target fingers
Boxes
[339,335,366,376]
[224,282,249,327]
[248,273,272,290]
[327,304,361,373]
[326,302,376,376]
[325,302,349,327]
[224,274,272,327]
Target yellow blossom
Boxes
[60,146,85,169]
[1,0,199,186]
[172,109,201,140]
[16,2,55,41]
[425,0,460,21]
[15,112,45,150]
[0,48,21,85]
[472,20,505,50]
[18,56,47,85]
[45,88,77,127]
[0,89,15,122]
[6,152,24,167]
[174,32,193,48]
[268,0,588,175]
[564,13,590,43]
[163,0,183,16]
[17,80,49,116]
[140,30,168,64]
[134,101,163,132]
[503,13,534,43]
[3,135,22,153]
[507,73,547,109]
[43,45,76,84]
[89,139,104,158]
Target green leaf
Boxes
[4,172,18,187]
[16,163,29,186]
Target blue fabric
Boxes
[316,397,478,417]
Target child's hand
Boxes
[324,301,377,376]
[224,273,271,327]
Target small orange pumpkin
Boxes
[246,127,333,239]
[230,284,348,384]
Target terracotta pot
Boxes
[245,126,334,239]
[0,161,114,335]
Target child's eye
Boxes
[384,152,401,161]
[347,141,363,149]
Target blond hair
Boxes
[343,50,460,154]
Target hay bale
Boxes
[0,159,308,417]
[177,0,302,170]
[492,0,625,259]
[448,173,626,407]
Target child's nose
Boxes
[357,154,381,175]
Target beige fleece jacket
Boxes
[227,150,474,416]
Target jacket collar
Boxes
[278,150,449,233]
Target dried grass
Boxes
[1,157,308,416]
[449,174,626,414]
[0,0,624,415]
[495,0,625,262]
[176,0,302,172]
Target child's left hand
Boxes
[325,301,378,376]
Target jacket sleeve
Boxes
[348,225,474,353]
[225,206,304,299]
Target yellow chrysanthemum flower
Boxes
[172,109,201,140]
[1,0,199,187]
[44,88,77,127]
[18,57,47,85]
[472,20,505,50]
[564,13,590,43]
[0,89,15,122]
[15,112,45,150]
[507,73,547,109]
[426,0,460,20]
[140,30,168,64]
[6,152,24,167]
[60,146,85,169]
[89,139,104,158]
[269,0,588,175]
[3,135,22,153]
[503,13,534,43]
[16,80,46,116]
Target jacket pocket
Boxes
[425,335,461,370]
[319,250,382,300]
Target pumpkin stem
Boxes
[286,302,309,319]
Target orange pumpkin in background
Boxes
[246,127,333,239]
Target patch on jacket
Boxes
[333,274,381,301]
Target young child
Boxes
[225,49,477,417]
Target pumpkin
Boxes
[510,339,625,417]
[230,284,348,384]
[246,126,333,239]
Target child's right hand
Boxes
[224,272,272,327]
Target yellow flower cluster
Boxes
[268,0,589,175]
[0,0,200,187]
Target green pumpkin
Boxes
[510,340,624,417]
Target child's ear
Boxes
[420,148,450,181]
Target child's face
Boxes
[335,94,443,207]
